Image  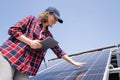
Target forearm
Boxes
[16,35,32,45]
[16,35,42,49]
[62,54,75,65]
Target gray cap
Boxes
[45,7,63,23]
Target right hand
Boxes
[29,40,42,49]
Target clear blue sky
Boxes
[0,0,120,61]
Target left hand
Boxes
[73,62,86,67]
[62,55,86,67]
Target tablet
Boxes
[35,37,59,52]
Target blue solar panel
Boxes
[30,50,110,80]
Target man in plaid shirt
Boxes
[0,7,86,80]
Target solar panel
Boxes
[30,50,110,80]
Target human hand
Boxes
[29,40,42,49]
[73,62,86,67]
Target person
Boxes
[0,7,86,80]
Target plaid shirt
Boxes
[0,15,66,76]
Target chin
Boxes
[49,24,52,26]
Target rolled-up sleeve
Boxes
[51,44,67,58]
[8,15,33,38]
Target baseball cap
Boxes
[45,7,63,23]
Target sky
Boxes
[0,0,120,61]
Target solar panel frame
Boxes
[117,52,120,67]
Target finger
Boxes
[81,62,86,64]
[36,40,41,43]
[36,42,42,48]
[83,62,87,64]
[36,42,41,46]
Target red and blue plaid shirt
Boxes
[0,15,66,76]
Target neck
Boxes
[42,23,49,31]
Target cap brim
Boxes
[54,13,63,23]
[58,19,63,23]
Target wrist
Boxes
[62,55,75,65]
[71,61,76,65]
[26,39,32,46]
